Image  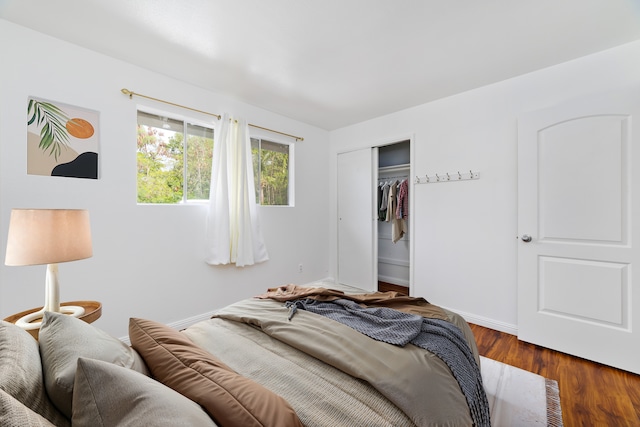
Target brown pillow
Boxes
[129,318,303,427]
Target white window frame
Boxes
[136,107,215,205]
[251,136,295,207]
[136,107,294,207]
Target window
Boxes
[137,111,214,203]
[251,138,291,206]
[136,110,291,206]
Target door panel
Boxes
[337,148,377,291]
[539,257,626,326]
[538,116,626,243]
[518,88,640,374]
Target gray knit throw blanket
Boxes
[286,298,491,427]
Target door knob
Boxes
[521,234,532,242]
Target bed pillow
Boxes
[0,321,69,427]
[39,311,149,418]
[72,357,218,426]
[129,317,303,427]
[0,389,57,427]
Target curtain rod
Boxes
[120,88,304,141]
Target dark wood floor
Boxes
[377,281,409,294]
[469,323,640,427]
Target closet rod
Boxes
[378,175,408,181]
[121,88,304,141]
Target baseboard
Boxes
[305,276,336,285]
[441,306,518,336]
[378,256,410,268]
[168,310,219,331]
[119,309,218,344]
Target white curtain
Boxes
[205,114,268,267]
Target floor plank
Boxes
[470,324,640,427]
[377,281,409,295]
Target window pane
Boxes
[186,123,214,200]
[258,139,289,206]
[137,112,184,203]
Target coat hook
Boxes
[469,170,473,177]
[446,173,450,181]
[458,171,462,180]
[435,173,440,181]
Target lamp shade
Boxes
[5,209,92,266]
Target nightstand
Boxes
[3,300,102,340]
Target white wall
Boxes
[329,40,640,333]
[0,20,331,338]
[4,19,639,340]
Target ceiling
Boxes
[2,0,640,130]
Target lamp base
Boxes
[15,305,86,330]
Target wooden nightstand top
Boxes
[3,300,102,339]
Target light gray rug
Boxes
[481,356,563,426]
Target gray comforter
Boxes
[184,298,479,426]
[286,298,490,427]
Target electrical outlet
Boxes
[298,263,303,273]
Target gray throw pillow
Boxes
[0,321,69,426]
[38,311,149,418]
[0,388,57,427]
[72,358,218,427]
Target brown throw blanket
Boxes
[256,284,450,321]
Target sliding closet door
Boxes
[337,148,377,291]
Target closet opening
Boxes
[377,140,410,295]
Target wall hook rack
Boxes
[414,170,480,184]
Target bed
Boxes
[0,284,490,427]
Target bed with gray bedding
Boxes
[0,284,488,426]
[183,286,489,427]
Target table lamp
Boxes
[4,208,92,330]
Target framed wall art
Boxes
[27,96,100,179]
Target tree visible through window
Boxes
[136,110,291,206]
[251,138,290,206]
[137,111,214,203]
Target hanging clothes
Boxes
[385,180,397,222]
[393,179,408,243]
[379,181,390,220]
[385,180,404,243]
[377,183,384,221]
[396,179,409,220]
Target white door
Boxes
[518,88,640,374]
[337,148,377,291]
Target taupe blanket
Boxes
[187,298,477,426]
[284,298,490,427]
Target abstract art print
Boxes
[27,97,99,179]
